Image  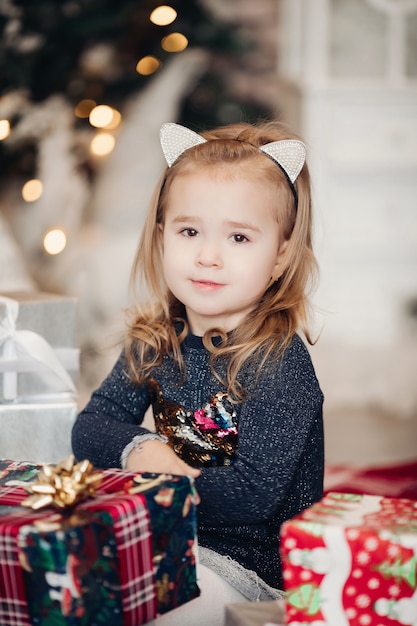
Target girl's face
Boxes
[161,168,287,336]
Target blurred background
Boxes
[1,0,416,469]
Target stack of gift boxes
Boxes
[0,292,201,625]
[0,291,79,463]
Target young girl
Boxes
[71,120,324,624]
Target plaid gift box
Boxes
[280,491,417,626]
[0,460,200,626]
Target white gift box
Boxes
[0,291,79,402]
[0,398,77,464]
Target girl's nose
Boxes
[195,240,222,268]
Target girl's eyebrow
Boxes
[170,214,200,223]
[226,220,261,233]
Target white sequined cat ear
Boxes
[260,140,306,183]
[160,122,206,167]
[160,122,306,185]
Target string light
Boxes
[161,32,188,52]
[136,55,162,76]
[90,132,116,156]
[22,179,43,202]
[43,228,67,255]
[150,5,177,26]
[0,119,10,140]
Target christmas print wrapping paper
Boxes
[0,459,200,626]
[280,492,417,626]
[0,291,79,402]
[0,400,77,463]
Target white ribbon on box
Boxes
[0,295,78,401]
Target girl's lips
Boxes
[191,279,224,290]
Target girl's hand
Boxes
[126,439,201,478]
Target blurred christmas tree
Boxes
[0,0,271,184]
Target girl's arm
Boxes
[195,336,324,526]
[71,352,151,467]
[72,351,200,477]
[72,351,200,476]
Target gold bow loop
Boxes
[22,455,103,510]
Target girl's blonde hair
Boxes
[125,120,318,401]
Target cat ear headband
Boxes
[160,122,306,208]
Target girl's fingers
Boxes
[126,439,201,478]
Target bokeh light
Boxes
[136,55,162,76]
[89,104,115,128]
[161,32,188,52]
[90,132,116,156]
[75,99,96,118]
[22,179,43,202]
[104,109,122,130]
[0,119,10,140]
[150,5,177,26]
[43,228,67,255]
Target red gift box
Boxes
[280,492,417,626]
[0,460,199,626]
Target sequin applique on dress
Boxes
[147,378,238,468]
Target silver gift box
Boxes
[0,398,77,464]
[0,291,79,401]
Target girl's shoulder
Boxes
[258,332,312,366]
[245,333,319,386]
[249,343,322,413]
[280,333,318,374]
[284,332,313,361]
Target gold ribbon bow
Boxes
[22,455,103,510]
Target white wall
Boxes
[276,0,417,464]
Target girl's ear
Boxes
[271,239,289,281]
[157,222,164,250]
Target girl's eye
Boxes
[231,233,248,244]
[181,228,198,237]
